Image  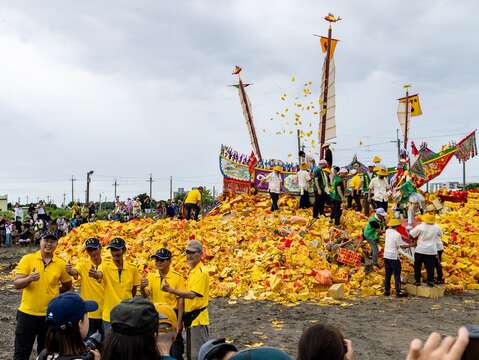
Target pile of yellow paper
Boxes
[55,193,479,303]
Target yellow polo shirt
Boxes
[75,259,104,319]
[185,262,209,327]
[15,251,72,316]
[146,270,185,309]
[184,189,201,204]
[99,260,140,322]
[351,174,362,191]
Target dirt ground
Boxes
[1,247,478,360]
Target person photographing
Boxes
[37,292,100,360]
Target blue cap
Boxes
[85,237,101,249]
[230,347,292,360]
[46,293,98,330]
[151,248,172,260]
[107,237,126,249]
[198,338,237,360]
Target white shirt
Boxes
[369,177,389,202]
[383,228,406,260]
[265,172,281,194]
[435,225,444,251]
[297,170,311,191]
[14,207,23,219]
[409,223,442,255]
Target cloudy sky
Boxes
[0,0,478,205]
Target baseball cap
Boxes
[154,303,177,331]
[199,338,238,360]
[186,240,203,253]
[85,237,101,249]
[376,208,387,217]
[107,237,126,249]
[46,293,98,330]
[230,347,292,360]
[111,298,165,336]
[41,233,58,242]
[151,248,172,260]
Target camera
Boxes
[81,331,102,359]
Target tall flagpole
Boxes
[403,84,411,152]
[319,13,341,159]
[320,24,332,160]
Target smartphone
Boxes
[462,324,479,360]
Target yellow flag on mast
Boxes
[319,37,339,59]
[398,94,423,117]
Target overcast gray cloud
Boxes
[0,0,478,204]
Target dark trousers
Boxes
[171,332,185,360]
[373,200,388,211]
[14,310,47,360]
[434,250,444,284]
[331,200,342,226]
[346,195,353,209]
[414,252,436,286]
[299,190,310,209]
[270,192,279,211]
[363,193,370,216]
[185,204,200,221]
[384,259,402,294]
[88,318,104,339]
[352,190,362,212]
[313,191,326,218]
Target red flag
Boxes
[248,151,257,174]
[411,141,419,157]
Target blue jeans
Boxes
[5,233,12,246]
[365,236,379,265]
[384,258,401,294]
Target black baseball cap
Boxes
[110,298,166,336]
[151,248,172,260]
[85,237,101,249]
[107,237,126,249]
[199,338,238,360]
[41,233,58,242]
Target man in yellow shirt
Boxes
[13,233,72,360]
[65,237,104,338]
[184,186,203,221]
[141,248,185,359]
[162,240,209,360]
[97,237,140,331]
[350,169,363,212]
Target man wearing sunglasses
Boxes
[162,240,210,360]
[66,237,104,338]
[141,248,186,359]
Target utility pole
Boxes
[63,193,66,208]
[169,176,173,201]
[86,170,94,205]
[463,161,466,189]
[113,179,118,200]
[147,174,153,212]
[26,195,29,204]
[297,129,301,163]
[403,85,411,152]
[213,185,216,199]
[71,176,76,205]
[99,193,102,211]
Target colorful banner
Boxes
[455,130,477,163]
[223,178,250,194]
[252,169,300,194]
[411,147,457,187]
[398,94,423,117]
[219,156,251,182]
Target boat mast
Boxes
[319,13,341,159]
[234,69,263,162]
[403,84,411,152]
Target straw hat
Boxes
[421,213,435,224]
[323,167,331,174]
[376,169,388,177]
[387,218,401,227]
[372,155,382,163]
[299,163,309,170]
